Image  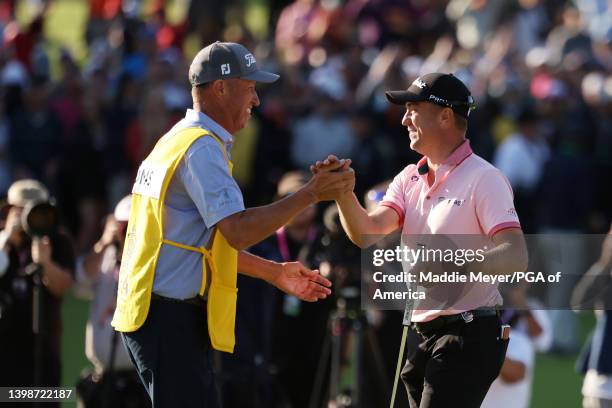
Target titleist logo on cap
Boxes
[413,78,427,89]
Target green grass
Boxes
[61,293,90,407]
[61,293,91,386]
[530,312,596,408]
[532,353,583,407]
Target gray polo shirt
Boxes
[152,109,245,299]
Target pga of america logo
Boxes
[245,53,256,67]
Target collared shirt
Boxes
[152,109,245,299]
[380,140,521,322]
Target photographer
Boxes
[0,179,74,395]
[74,195,149,408]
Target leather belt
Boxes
[413,309,499,336]
[151,293,206,308]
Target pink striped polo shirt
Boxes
[380,139,521,322]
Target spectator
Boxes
[125,86,173,174]
[482,283,552,408]
[290,90,356,170]
[0,179,74,403]
[9,77,62,186]
[535,119,595,354]
[74,195,149,408]
[572,225,612,408]
[493,107,550,232]
[349,107,394,197]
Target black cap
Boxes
[189,42,279,86]
[386,73,476,118]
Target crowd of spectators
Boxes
[0,0,610,243]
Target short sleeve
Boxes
[380,166,411,227]
[474,169,521,236]
[179,138,245,228]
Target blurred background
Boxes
[0,0,610,407]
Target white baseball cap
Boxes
[113,195,132,222]
[7,179,49,207]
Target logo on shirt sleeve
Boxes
[507,208,517,217]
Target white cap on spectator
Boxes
[7,179,49,207]
[114,195,132,222]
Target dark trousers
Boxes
[121,298,220,408]
[400,316,508,408]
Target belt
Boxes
[151,293,206,308]
[412,309,499,336]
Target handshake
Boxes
[302,155,355,202]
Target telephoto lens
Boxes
[21,200,60,238]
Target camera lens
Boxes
[21,201,59,237]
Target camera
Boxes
[21,199,60,238]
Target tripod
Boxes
[28,262,45,408]
[309,288,391,408]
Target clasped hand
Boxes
[305,155,355,201]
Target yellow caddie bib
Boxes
[111,127,239,353]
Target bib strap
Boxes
[162,239,216,296]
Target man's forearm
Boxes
[470,230,528,276]
[222,190,315,250]
[41,260,74,297]
[571,261,612,309]
[336,193,384,248]
[238,250,281,284]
